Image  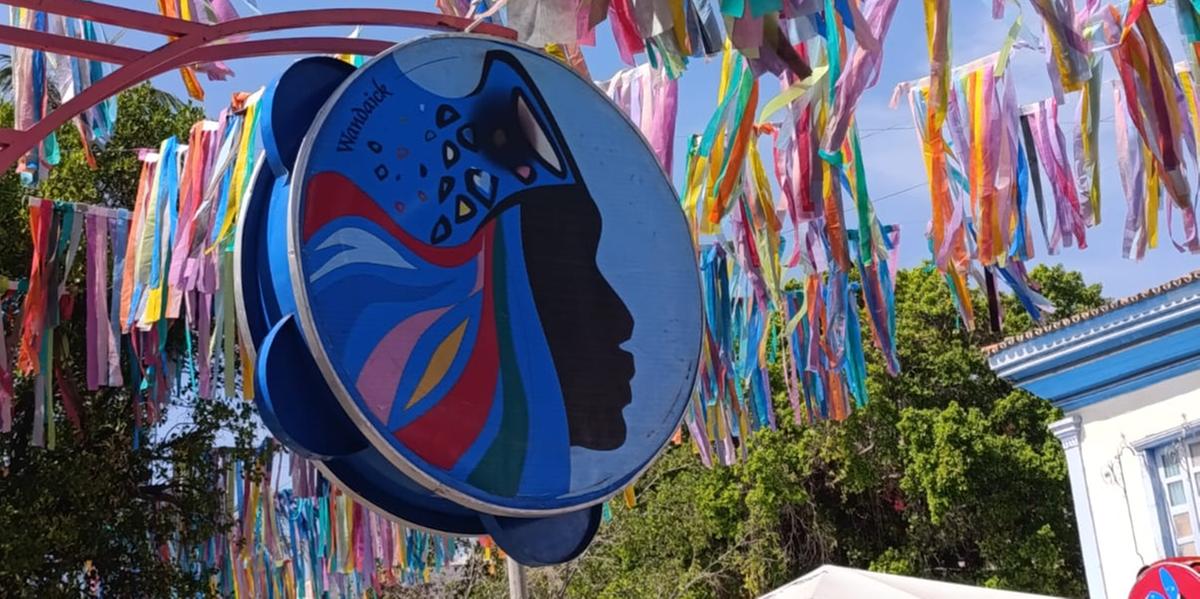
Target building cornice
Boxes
[986,275,1200,411]
[986,271,1200,354]
[1049,415,1082,449]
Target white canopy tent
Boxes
[759,565,1065,599]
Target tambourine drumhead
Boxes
[289,35,701,514]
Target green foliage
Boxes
[0,85,259,598]
[449,265,1100,599]
[0,104,27,271]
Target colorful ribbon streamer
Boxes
[600,62,681,172]
[9,7,117,183]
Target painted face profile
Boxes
[299,50,636,499]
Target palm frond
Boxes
[146,86,188,112]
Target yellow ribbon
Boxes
[133,150,165,329]
[213,92,262,249]
[756,66,829,125]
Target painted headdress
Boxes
[298,49,630,500]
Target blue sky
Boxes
[105,0,1199,298]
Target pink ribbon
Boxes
[1028,98,1088,251]
[85,212,108,389]
[821,0,901,153]
[601,64,679,172]
[609,0,646,65]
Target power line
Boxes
[872,181,927,202]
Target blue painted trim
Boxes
[1054,353,1200,412]
[1137,431,1200,562]
[988,278,1200,411]
[1133,420,1200,452]
[1141,449,1174,559]
[996,295,1200,381]
[1017,321,1200,402]
[1142,446,1180,556]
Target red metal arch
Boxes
[0,0,517,172]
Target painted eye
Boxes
[515,94,562,175]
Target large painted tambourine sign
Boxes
[235,35,701,565]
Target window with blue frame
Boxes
[1153,440,1200,556]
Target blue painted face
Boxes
[242,38,700,566]
[296,49,637,504]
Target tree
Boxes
[0,84,260,598]
[442,265,1100,599]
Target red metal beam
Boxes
[0,27,395,67]
[186,37,394,63]
[0,8,517,170]
[5,0,205,37]
[0,36,394,148]
[1,2,515,41]
[189,8,515,40]
[0,6,514,65]
[0,23,142,64]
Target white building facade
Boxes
[988,273,1200,599]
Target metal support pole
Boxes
[506,557,528,599]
